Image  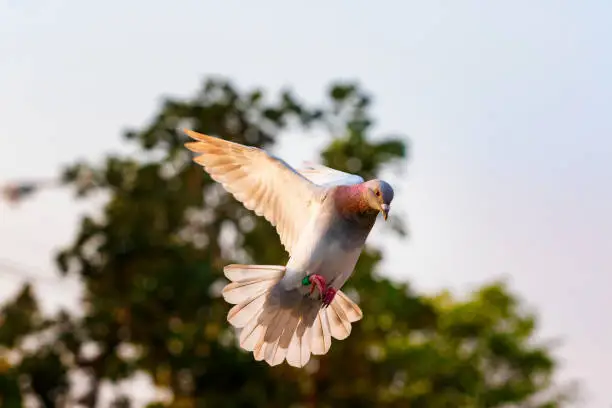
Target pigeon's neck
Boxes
[333,185,378,224]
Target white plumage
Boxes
[184,129,392,367]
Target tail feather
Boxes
[310,311,332,355]
[223,264,286,284]
[335,291,363,322]
[271,311,300,366]
[223,264,284,328]
[227,295,267,328]
[239,301,281,352]
[222,263,364,368]
[286,323,311,367]
[222,279,272,304]
[261,308,293,366]
[253,307,283,362]
[239,310,266,351]
[327,302,352,340]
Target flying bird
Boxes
[184,129,394,368]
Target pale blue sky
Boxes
[1,1,611,406]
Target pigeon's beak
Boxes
[380,204,390,221]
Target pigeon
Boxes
[183,129,394,367]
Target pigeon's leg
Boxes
[322,287,337,308]
[302,274,327,298]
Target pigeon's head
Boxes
[362,179,394,220]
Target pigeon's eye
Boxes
[375,190,381,197]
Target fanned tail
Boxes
[222,264,363,368]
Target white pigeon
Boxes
[184,129,395,367]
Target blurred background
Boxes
[1,1,610,407]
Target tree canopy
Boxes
[0,78,573,407]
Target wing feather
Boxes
[297,162,364,187]
[184,129,322,255]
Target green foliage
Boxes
[0,364,23,408]
[0,285,41,348]
[0,78,572,407]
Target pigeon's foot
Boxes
[302,274,327,298]
[322,287,337,308]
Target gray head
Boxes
[362,179,395,220]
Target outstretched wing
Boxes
[296,162,364,187]
[184,129,322,256]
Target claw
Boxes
[304,274,327,298]
[322,287,337,308]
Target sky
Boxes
[1,0,611,406]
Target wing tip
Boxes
[184,141,202,152]
[182,128,211,142]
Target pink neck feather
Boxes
[333,184,372,217]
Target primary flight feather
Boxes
[184,129,394,367]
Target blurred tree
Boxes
[0,285,70,407]
[0,78,573,407]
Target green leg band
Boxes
[302,275,310,286]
